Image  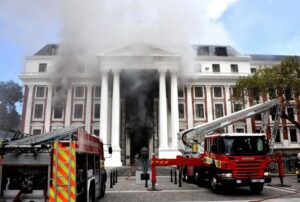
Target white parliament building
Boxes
[20,43,300,167]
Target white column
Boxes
[24,85,34,134]
[159,69,168,149]
[111,70,121,150]
[206,85,213,121]
[225,86,233,133]
[85,84,92,134]
[110,69,122,166]
[44,85,53,132]
[186,85,193,129]
[65,88,72,126]
[171,71,180,149]
[100,71,108,145]
[158,69,170,157]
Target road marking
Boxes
[106,189,205,193]
[265,185,299,193]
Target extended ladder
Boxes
[5,126,80,148]
[49,140,76,202]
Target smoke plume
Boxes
[52,0,236,106]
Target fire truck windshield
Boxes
[221,136,268,156]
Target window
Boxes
[35,86,46,98]
[33,103,44,119]
[287,107,295,121]
[215,104,224,118]
[32,129,42,135]
[234,103,243,112]
[178,86,184,98]
[93,129,100,137]
[73,103,84,119]
[212,64,220,72]
[236,128,245,133]
[94,103,100,119]
[231,64,239,73]
[195,103,205,119]
[275,129,281,143]
[74,86,85,98]
[94,86,101,98]
[255,114,262,121]
[197,46,209,56]
[215,47,227,56]
[194,86,203,98]
[179,103,185,119]
[251,68,256,74]
[53,105,64,119]
[39,63,47,72]
[289,128,298,142]
[213,87,222,98]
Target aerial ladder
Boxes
[151,98,285,191]
[178,99,281,154]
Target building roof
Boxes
[34,44,59,56]
[250,54,300,62]
[193,45,242,57]
[33,44,300,61]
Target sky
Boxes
[0,0,300,84]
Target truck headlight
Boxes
[296,170,299,174]
[221,172,232,178]
[264,171,270,176]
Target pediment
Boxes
[101,43,178,57]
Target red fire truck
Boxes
[151,99,284,193]
[0,126,111,201]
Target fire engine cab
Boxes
[196,133,271,193]
[0,126,110,202]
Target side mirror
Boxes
[211,144,218,153]
[108,146,113,154]
[264,140,270,153]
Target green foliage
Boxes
[0,80,23,131]
[232,57,300,130]
[232,56,300,103]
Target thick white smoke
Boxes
[55,0,237,73]
[52,0,237,108]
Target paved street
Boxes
[100,175,300,202]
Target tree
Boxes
[0,80,23,131]
[232,56,300,130]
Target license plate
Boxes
[236,180,242,184]
[251,179,264,183]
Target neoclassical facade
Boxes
[20,44,300,167]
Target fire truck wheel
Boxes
[89,185,95,202]
[100,180,105,198]
[249,183,264,194]
[210,176,221,193]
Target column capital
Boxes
[112,68,121,75]
[170,69,178,75]
[27,84,35,89]
[186,84,193,89]
[158,69,168,74]
[100,69,109,74]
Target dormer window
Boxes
[215,47,227,56]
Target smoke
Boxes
[54,0,235,71]
[52,0,236,105]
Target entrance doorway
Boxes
[120,70,158,165]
